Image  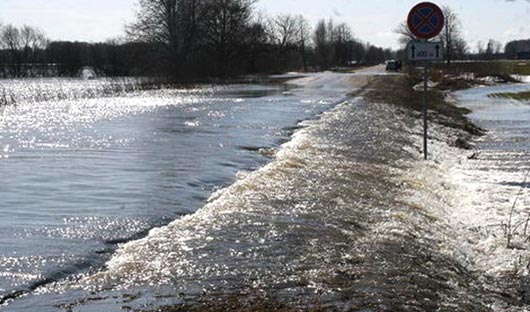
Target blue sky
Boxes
[0,0,529,50]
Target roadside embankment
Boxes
[364,74,483,147]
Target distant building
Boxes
[517,52,530,60]
[79,66,97,80]
[505,39,530,60]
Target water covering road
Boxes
[0,76,352,309]
[1,73,530,311]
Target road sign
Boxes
[407,2,445,39]
[409,42,443,61]
[406,2,445,160]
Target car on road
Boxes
[385,60,402,71]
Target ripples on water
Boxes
[451,85,530,281]
[401,83,530,311]
[42,96,497,311]
[0,76,342,310]
[2,75,530,311]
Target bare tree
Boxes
[296,15,311,72]
[2,25,22,53]
[313,19,331,70]
[485,38,502,60]
[202,0,255,75]
[267,14,309,71]
[439,6,466,64]
[2,25,23,75]
[267,14,299,53]
[333,23,354,65]
[394,21,415,46]
[313,19,364,69]
[20,25,47,66]
[334,23,353,44]
[244,20,267,73]
[127,0,204,63]
[453,37,468,59]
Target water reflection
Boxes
[0,78,340,308]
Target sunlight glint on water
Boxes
[0,76,345,309]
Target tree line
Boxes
[124,0,393,79]
[0,24,48,77]
[0,0,394,79]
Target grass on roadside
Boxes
[432,61,530,78]
[363,74,484,137]
[429,60,530,102]
[489,91,530,101]
[513,61,530,76]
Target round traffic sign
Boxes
[407,2,445,39]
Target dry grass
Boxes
[432,61,530,79]
[489,91,530,101]
[513,61,530,75]
[364,74,484,137]
[0,77,175,107]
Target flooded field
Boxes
[449,83,530,279]
[393,81,530,312]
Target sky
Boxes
[0,0,530,51]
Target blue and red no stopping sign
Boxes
[407,2,445,39]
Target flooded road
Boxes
[2,74,530,311]
[0,76,350,309]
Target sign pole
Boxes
[423,61,429,160]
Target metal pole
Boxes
[423,63,429,160]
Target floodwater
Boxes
[0,76,348,310]
[1,74,530,311]
[448,83,530,283]
[402,82,530,311]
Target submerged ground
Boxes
[1,68,530,311]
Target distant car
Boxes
[385,60,402,71]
